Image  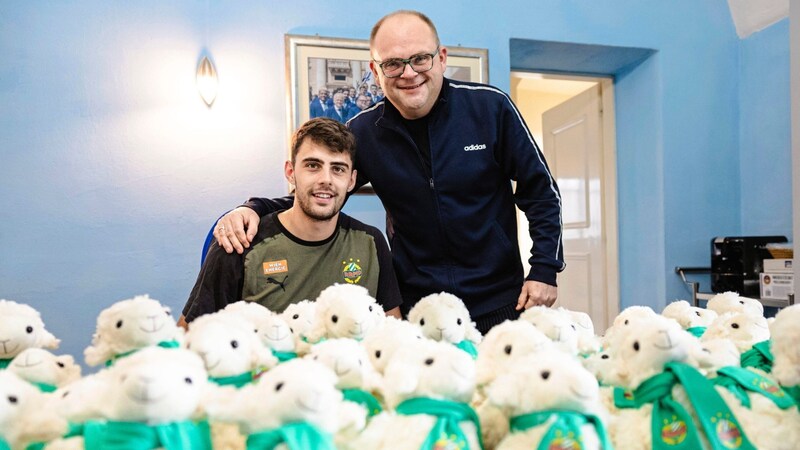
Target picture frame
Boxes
[285,34,489,194]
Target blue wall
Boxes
[0,1,792,364]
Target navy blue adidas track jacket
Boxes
[249,78,564,317]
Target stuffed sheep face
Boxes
[601,305,658,351]
[281,300,317,340]
[253,313,295,353]
[519,306,579,353]
[614,317,692,389]
[8,348,81,388]
[701,311,770,352]
[0,300,60,360]
[382,339,476,408]
[100,347,208,423]
[310,284,383,341]
[306,338,377,389]
[361,317,423,374]
[407,292,481,345]
[691,338,741,375]
[185,312,275,378]
[0,371,66,446]
[488,349,601,416]
[84,295,183,366]
[707,291,764,317]
[476,319,551,386]
[662,300,718,329]
[581,348,618,385]
[207,359,342,434]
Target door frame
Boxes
[511,72,620,330]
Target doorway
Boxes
[511,72,619,331]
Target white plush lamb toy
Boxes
[222,301,299,361]
[7,348,81,393]
[348,339,482,450]
[0,371,67,450]
[701,311,770,352]
[519,306,579,354]
[770,304,800,402]
[407,292,482,358]
[706,291,764,317]
[486,348,611,450]
[84,294,184,367]
[361,316,423,375]
[64,347,213,449]
[560,308,603,356]
[205,358,357,450]
[661,300,718,337]
[609,316,759,450]
[185,311,277,388]
[473,320,551,449]
[280,300,317,342]
[600,305,658,352]
[306,284,384,343]
[0,299,60,369]
[306,338,382,417]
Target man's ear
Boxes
[285,160,295,185]
[438,46,448,71]
[347,169,357,193]
[369,61,381,83]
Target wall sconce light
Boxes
[196,56,218,106]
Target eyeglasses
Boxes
[373,47,440,78]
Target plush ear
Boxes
[40,329,61,349]
[383,362,419,404]
[306,299,331,344]
[83,335,112,367]
[486,373,521,409]
[252,345,279,370]
[465,321,482,344]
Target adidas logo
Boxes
[463,144,487,151]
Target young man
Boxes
[212,10,564,334]
[179,118,402,325]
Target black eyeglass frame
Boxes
[372,46,441,78]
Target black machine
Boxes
[711,236,788,296]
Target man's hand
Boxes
[214,207,261,254]
[516,280,557,310]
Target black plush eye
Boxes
[375,350,382,359]
[254,329,259,334]
[457,318,462,326]
[275,382,284,392]
[25,326,33,334]
[601,354,610,359]
[369,305,374,312]
[230,340,239,349]
[541,370,551,380]
[695,311,701,316]
[289,327,294,333]
[420,318,425,326]
[624,319,629,325]
[184,377,193,385]
[424,358,434,366]
[164,310,171,316]
[292,314,299,320]
[571,324,576,330]
[503,345,512,355]
[313,355,319,360]
[116,320,123,329]
[8,395,18,404]
[56,362,65,368]
[331,315,338,323]
[633,341,640,351]
[61,391,70,398]
[739,300,745,305]
[731,323,740,329]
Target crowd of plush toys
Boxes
[0,287,798,450]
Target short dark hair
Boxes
[370,10,441,51]
[291,117,356,164]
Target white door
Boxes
[541,84,612,329]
